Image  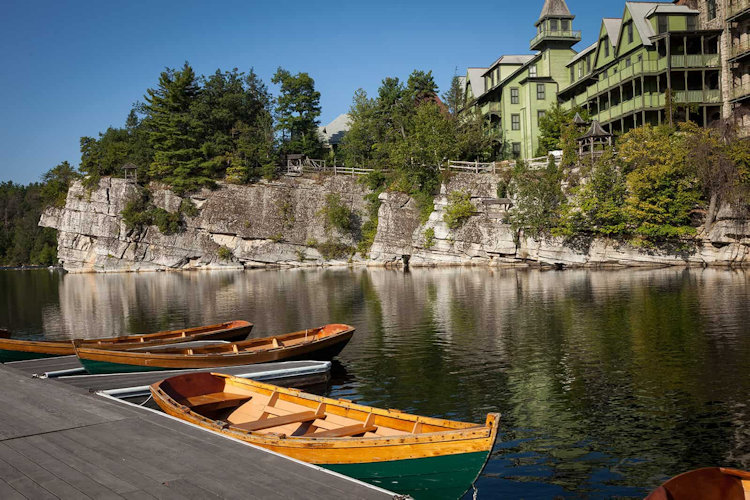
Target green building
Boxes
[463,0,739,159]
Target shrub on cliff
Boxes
[443,190,475,229]
[319,193,356,234]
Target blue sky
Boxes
[0,0,666,184]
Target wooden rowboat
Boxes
[646,467,750,500]
[75,324,355,374]
[0,321,253,364]
[0,329,9,339]
[151,372,499,500]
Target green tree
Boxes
[41,161,80,207]
[536,104,589,156]
[508,157,564,237]
[272,68,322,157]
[144,62,207,193]
[442,73,465,117]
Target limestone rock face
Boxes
[41,177,370,272]
[41,173,750,272]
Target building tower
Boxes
[531,0,581,51]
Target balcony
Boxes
[727,0,750,21]
[670,54,721,68]
[729,39,750,61]
[529,29,581,50]
[673,89,722,103]
[731,82,750,102]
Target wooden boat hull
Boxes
[150,372,499,500]
[323,451,490,500]
[0,321,253,363]
[77,325,354,374]
[646,467,750,500]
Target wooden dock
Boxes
[0,364,396,499]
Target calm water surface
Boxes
[1,267,749,498]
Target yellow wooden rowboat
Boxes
[150,372,499,499]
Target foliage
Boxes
[314,241,355,260]
[272,68,323,157]
[0,182,58,266]
[507,157,564,237]
[41,162,80,207]
[269,233,283,243]
[536,104,589,156]
[356,171,387,256]
[441,73,464,117]
[179,198,199,217]
[121,189,188,235]
[619,125,700,239]
[560,149,627,236]
[217,246,232,260]
[423,227,436,249]
[319,193,355,234]
[276,199,295,228]
[443,190,475,229]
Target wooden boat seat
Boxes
[231,409,325,432]
[311,423,378,438]
[180,392,252,412]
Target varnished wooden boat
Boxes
[0,329,9,339]
[646,467,750,500]
[75,324,355,374]
[0,321,253,363]
[151,372,499,500]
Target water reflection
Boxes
[1,267,748,498]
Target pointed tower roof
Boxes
[537,0,574,25]
[580,120,612,139]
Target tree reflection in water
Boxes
[2,267,748,498]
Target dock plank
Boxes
[0,364,394,500]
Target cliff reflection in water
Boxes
[1,267,748,498]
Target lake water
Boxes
[1,267,749,498]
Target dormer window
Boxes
[529,65,537,77]
[627,22,634,44]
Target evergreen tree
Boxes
[272,68,322,157]
[442,73,465,117]
[144,62,207,193]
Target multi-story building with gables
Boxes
[462,0,749,160]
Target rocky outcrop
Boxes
[369,174,750,268]
[41,177,370,272]
[41,174,750,272]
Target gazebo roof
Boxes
[579,120,612,140]
[573,112,588,126]
[122,162,138,170]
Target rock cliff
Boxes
[41,176,370,272]
[41,174,750,272]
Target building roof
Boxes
[623,2,697,47]
[466,68,487,97]
[580,120,612,139]
[602,18,623,46]
[318,114,351,145]
[482,55,536,76]
[537,0,574,23]
[567,42,596,66]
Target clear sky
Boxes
[0,0,668,184]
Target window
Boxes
[625,57,631,67]
[550,19,559,31]
[687,15,697,31]
[511,87,519,104]
[658,15,668,34]
[570,66,575,82]
[537,84,545,100]
[561,19,570,31]
[638,54,643,62]
[604,38,610,57]
[512,142,521,157]
[707,0,716,20]
[579,65,584,78]
[511,114,521,130]
[529,65,537,78]
[537,110,546,125]
[627,22,634,44]
[586,55,592,73]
